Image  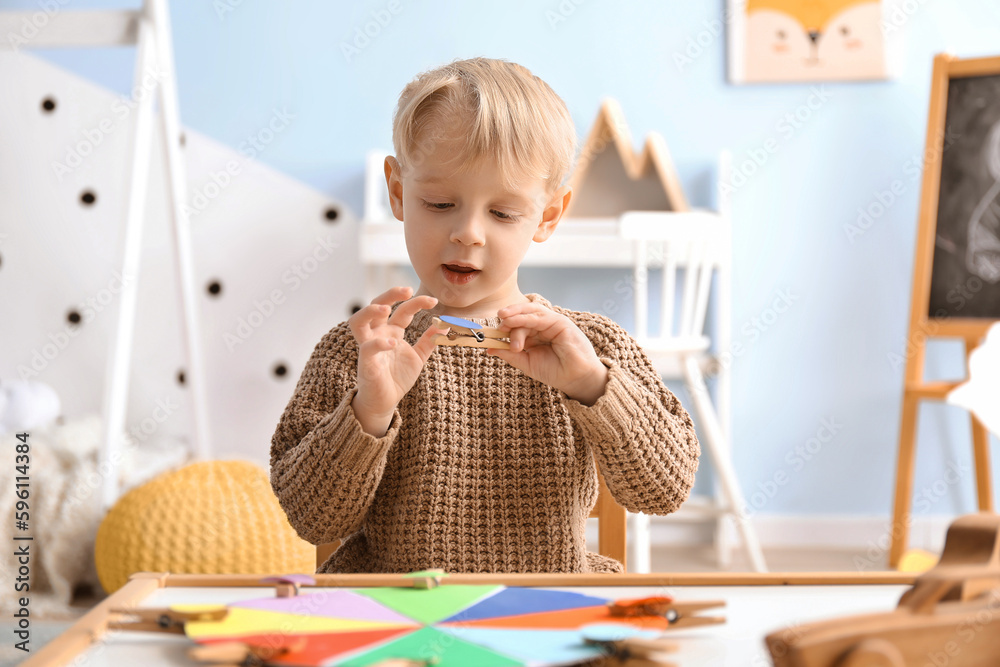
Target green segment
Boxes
[338,626,524,667]
[353,585,503,624]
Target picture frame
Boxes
[728,0,890,84]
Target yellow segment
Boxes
[745,0,874,32]
[897,548,940,573]
[185,606,418,640]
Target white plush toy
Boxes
[0,380,190,619]
[948,322,1000,437]
[0,379,61,435]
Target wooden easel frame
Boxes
[24,570,918,667]
[889,53,1000,567]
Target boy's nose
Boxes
[449,215,486,246]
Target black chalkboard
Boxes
[927,73,1000,319]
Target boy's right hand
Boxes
[348,286,446,432]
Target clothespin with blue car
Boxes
[432,315,510,349]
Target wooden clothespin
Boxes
[259,574,315,598]
[406,568,447,590]
[107,605,229,634]
[608,595,726,629]
[582,624,678,667]
[188,638,307,666]
[432,316,510,349]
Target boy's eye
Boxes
[421,200,519,222]
[492,210,518,221]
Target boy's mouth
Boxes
[442,263,481,284]
[444,264,478,273]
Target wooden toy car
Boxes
[765,512,1000,666]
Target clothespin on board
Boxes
[608,595,726,629]
[432,315,510,349]
[581,623,678,667]
[107,604,229,634]
[188,637,307,666]
[404,567,447,589]
[259,573,315,598]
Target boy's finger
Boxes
[498,310,550,330]
[360,336,395,353]
[388,295,438,329]
[509,328,529,353]
[412,326,448,363]
[349,303,392,341]
[371,285,414,306]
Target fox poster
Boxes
[729,0,888,83]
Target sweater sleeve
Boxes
[269,323,402,545]
[558,312,700,515]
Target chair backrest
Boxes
[316,458,628,571]
[590,465,628,570]
[618,210,730,342]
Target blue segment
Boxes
[439,315,483,330]
[442,587,610,623]
[437,627,606,665]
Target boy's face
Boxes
[385,137,571,318]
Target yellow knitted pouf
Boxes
[95,459,315,593]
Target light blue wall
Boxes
[14,0,1000,517]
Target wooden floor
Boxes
[0,546,891,667]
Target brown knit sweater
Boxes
[269,293,700,574]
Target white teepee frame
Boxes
[1,0,212,511]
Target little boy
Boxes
[270,57,700,574]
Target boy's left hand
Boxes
[488,302,610,406]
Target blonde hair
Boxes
[391,57,577,198]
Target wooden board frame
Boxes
[889,53,1000,568]
[24,570,918,667]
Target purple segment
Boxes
[441,587,610,623]
[259,574,315,585]
[233,589,415,624]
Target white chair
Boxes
[619,208,768,573]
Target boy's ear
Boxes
[384,156,404,222]
[532,185,572,243]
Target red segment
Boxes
[439,605,670,631]
[197,627,415,666]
